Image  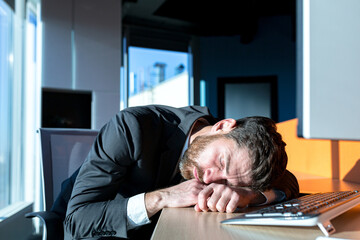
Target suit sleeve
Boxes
[64,112,141,239]
[272,170,300,200]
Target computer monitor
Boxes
[42,88,92,129]
[297,0,360,140]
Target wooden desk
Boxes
[151,178,360,240]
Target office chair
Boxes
[25,128,99,240]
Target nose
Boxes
[203,168,224,184]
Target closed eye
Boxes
[219,157,224,170]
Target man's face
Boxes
[180,135,253,188]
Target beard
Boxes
[179,152,203,182]
[179,134,223,182]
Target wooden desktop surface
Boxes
[151,176,360,240]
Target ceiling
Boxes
[122,0,295,42]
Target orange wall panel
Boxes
[339,141,360,182]
[277,119,332,178]
[276,119,360,183]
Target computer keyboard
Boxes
[221,190,360,236]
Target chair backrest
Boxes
[39,128,99,211]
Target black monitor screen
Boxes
[42,89,92,128]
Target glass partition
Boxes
[0,0,13,210]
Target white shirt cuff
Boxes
[127,193,151,230]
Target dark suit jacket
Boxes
[60,105,299,239]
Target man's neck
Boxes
[189,119,212,144]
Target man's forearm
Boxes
[144,182,283,218]
[144,179,206,218]
[65,197,128,239]
[145,190,166,218]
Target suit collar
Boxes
[154,113,214,188]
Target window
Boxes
[0,0,41,215]
[121,27,193,109]
[23,0,42,210]
[0,0,14,210]
[126,46,190,108]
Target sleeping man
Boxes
[56,105,299,239]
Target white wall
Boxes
[41,0,121,129]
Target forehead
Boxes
[203,136,247,159]
[197,136,237,156]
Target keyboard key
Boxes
[263,212,284,217]
[245,213,263,217]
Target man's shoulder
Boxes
[107,105,215,135]
[122,104,210,114]
[118,105,212,120]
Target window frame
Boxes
[121,26,195,110]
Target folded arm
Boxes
[143,169,299,217]
[145,179,206,218]
[193,169,299,213]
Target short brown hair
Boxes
[224,116,287,191]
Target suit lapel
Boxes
[153,107,215,188]
[154,129,185,188]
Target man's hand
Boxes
[145,179,206,218]
[194,183,265,213]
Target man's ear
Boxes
[211,119,237,133]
